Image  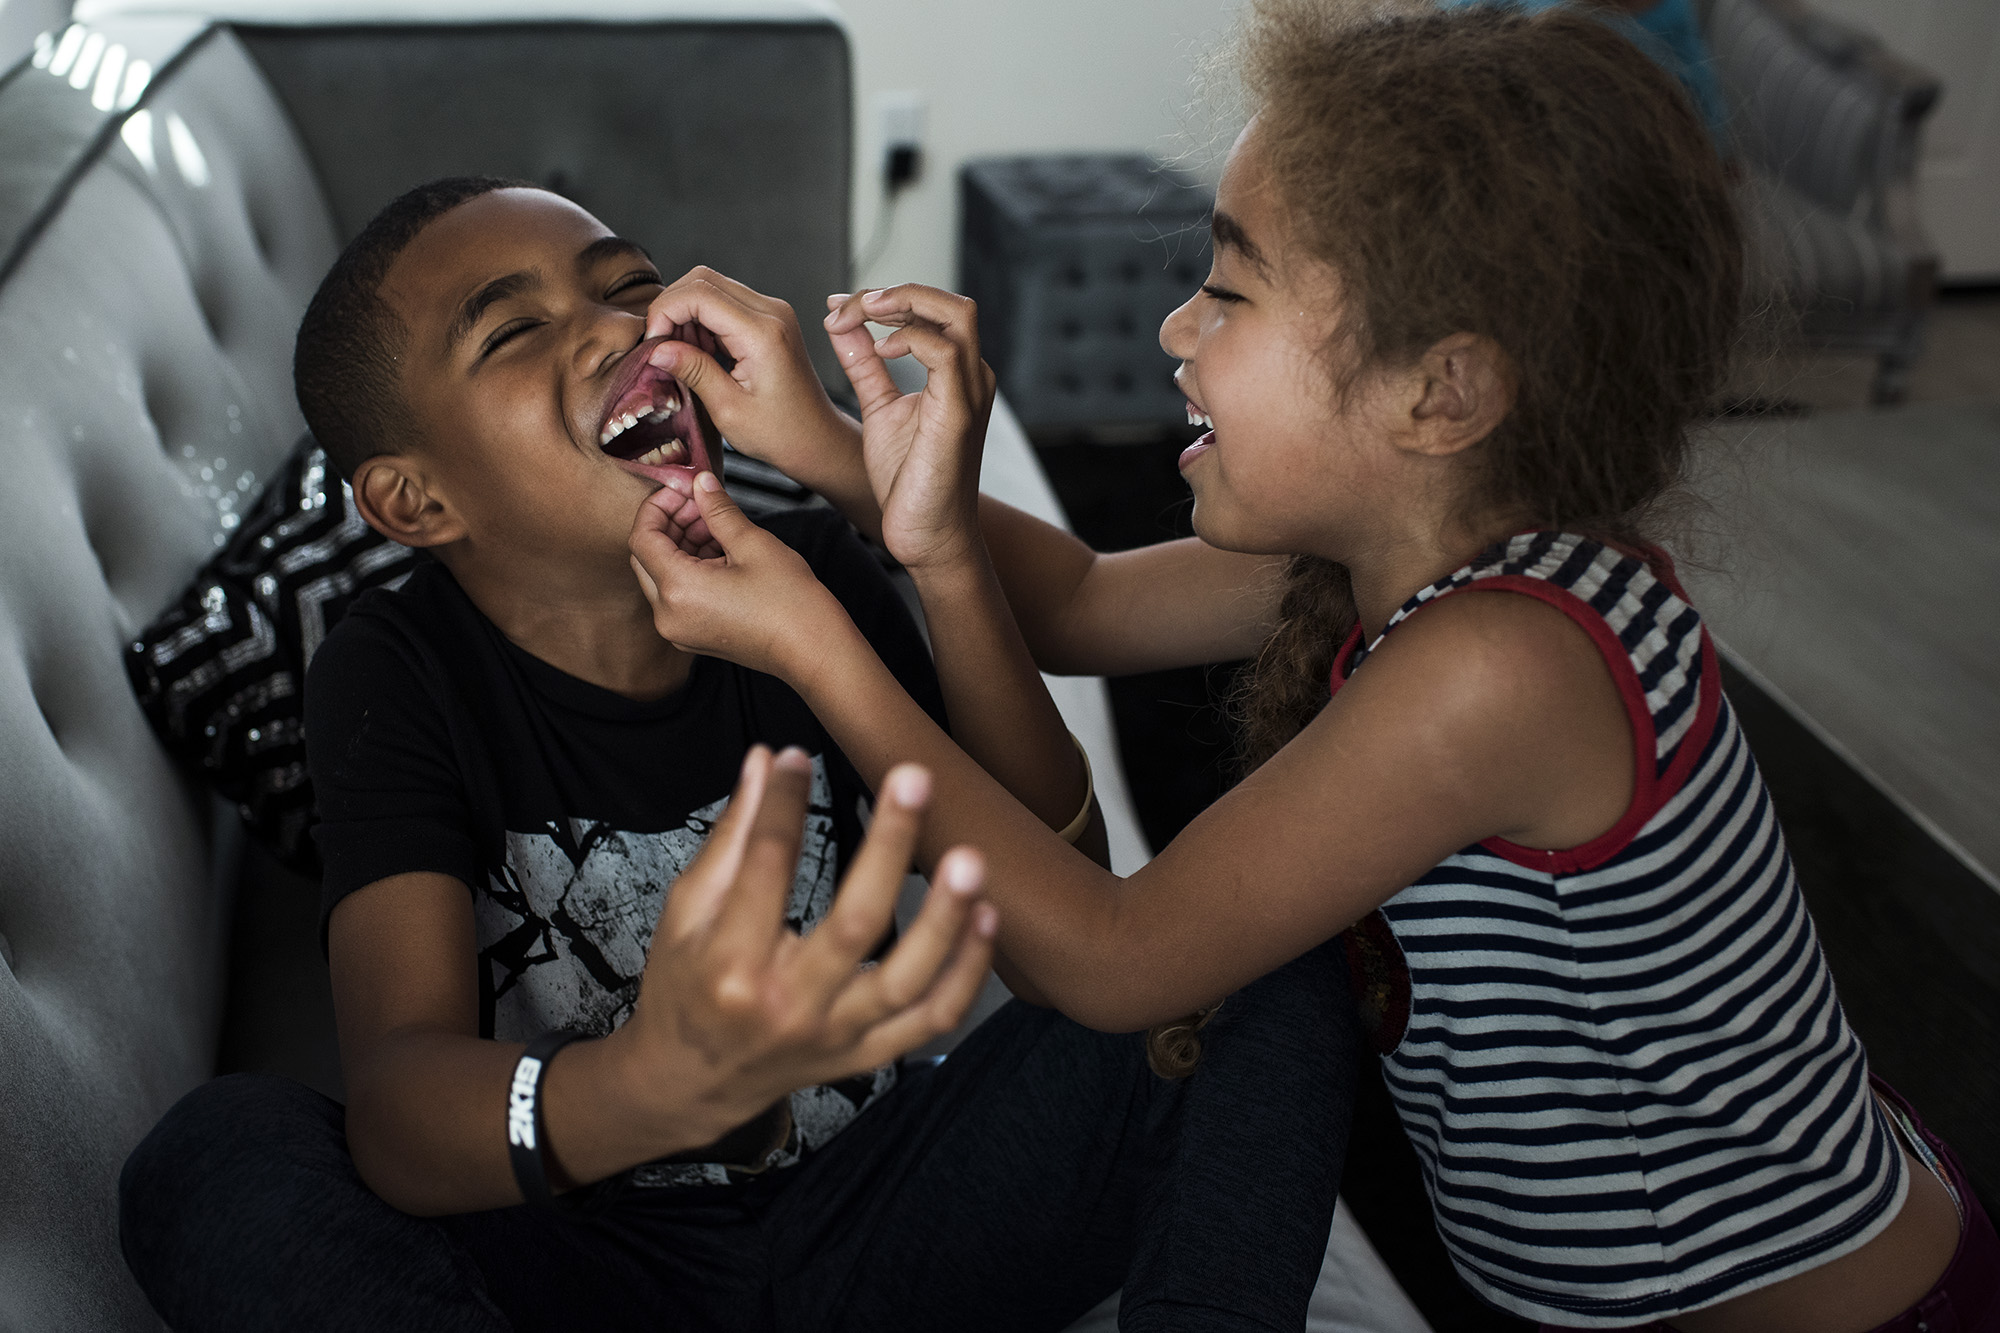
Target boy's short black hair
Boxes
[294,176,535,481]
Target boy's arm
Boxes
[641,270,1286,679]
[328,749,995,1216]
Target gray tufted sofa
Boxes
[0,5,856,1325]
[1699,0,1943,403]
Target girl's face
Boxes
[1160,129,1400,562]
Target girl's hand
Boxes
[823,285,996,574]
[642,268,864,493]
[628,471,850,681]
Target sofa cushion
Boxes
[126,436,421,874]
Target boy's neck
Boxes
[442,548,694,702]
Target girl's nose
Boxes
[1159,290,1200,361]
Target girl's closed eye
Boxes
[1201,282,1245,304]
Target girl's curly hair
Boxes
[1146,2,1742,1075]
[1228,0,1742,773]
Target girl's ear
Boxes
[351,454,464,548]
[1402,332,1516,459]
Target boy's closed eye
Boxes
[472,265,664,361]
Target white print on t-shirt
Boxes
[479,755,839,1044]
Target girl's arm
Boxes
[975,499,1287,677]
[638,270,1286,679]
[632,500,1632,1024]
[632,486,1636,1031]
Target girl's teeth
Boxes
[1185,405,1213,429]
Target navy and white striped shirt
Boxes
[1342,532,1904,1325]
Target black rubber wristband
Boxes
[507,1029,582,1210]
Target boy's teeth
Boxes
[633,439,688,468]
[600,411,640,446]
[1185,405,1214,429]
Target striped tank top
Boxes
[1338,532,1905,1326]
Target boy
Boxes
[119,178,1356,1332]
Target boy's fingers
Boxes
[794,764,932,994]
[828,846,985,1031]
[705,747,815,965]
[841,902,998,1070]
[662,745,772,938]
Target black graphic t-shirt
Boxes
[306,508,945,1186]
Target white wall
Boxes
[834,0,1244,294]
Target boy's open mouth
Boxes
[595,334,715,483]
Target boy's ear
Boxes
[1399,332,1516,460]
[350,453,464,548]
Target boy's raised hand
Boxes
[620,744,996,1141]
[823,286,996,573]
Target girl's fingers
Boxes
[647,339,746,423]
[827,846,986,1032]
[689,471,761,557]
[630,493,706,588]
[839,902,998,1070]
[859,284,982,356]
[794,764,934,995]
[872,322,986,417]
[824,293,904,417]
[646,271,769,344]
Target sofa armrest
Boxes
[1704,0,1939,228]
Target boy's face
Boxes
[376,188,716,566]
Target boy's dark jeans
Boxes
[120,942,1356,1333]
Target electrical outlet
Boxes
[874,89,925,190]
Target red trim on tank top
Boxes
[1328,567,1724,876]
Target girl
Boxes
[630,2,1992,1329]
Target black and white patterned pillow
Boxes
[126,436,420,873]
